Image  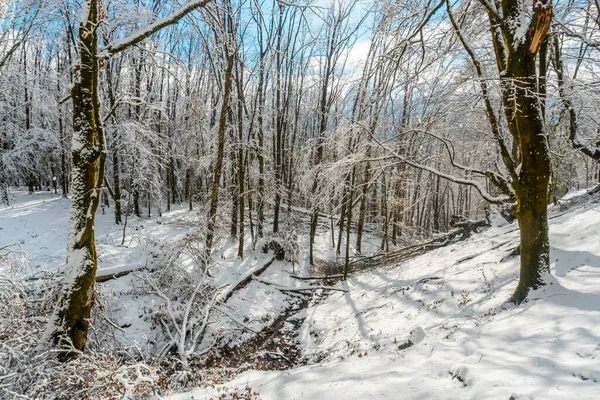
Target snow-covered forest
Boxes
[2,0,600,398]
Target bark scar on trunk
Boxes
[528,0,552,55]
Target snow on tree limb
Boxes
[354,119,510,205]
[99,0,213,59]
[365,132,509,205]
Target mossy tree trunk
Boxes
[506,46,552,302]
[499,0,553,303]
[40,0,214,358]
[476,0,553,303]
[40,0,106,359]
[449,0,553,304]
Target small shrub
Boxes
[261,241,285,261]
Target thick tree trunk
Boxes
[499,0,553,303]
[447,0,553,303]
[509,64,552,303]
[513,189,550,301]
[40,0,105,358]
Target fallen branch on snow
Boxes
[218,257,276,303]
[288,273,345,281]
[253,276,348,293]
[96,269,139,282]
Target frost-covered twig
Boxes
[143,267,216,365]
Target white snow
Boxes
[171,197,600,399]
[561,187,589,201]
[3,189,600,399]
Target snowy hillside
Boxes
[172,193,600,400]
[2,189,600,399]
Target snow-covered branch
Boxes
[99,0,213,59]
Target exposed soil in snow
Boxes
[204,294,310,371]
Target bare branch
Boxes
[99,0,213,58]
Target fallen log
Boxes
[254,276,348,293]
[96,269,139,282]
[449,215,490,240]
[289,273,345,281]
[279,286,348,293]
[219,256,276,303]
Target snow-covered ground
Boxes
[2,189,600,399]
[0,190,324,365]
[173,199,600,399]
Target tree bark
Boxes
[39,0,214,358]
[40,0,106,358]
[344,167,356,280]
[205,52,234,258]
[236,62,245,259]
[105,61,122,223]
[482,0,553,303]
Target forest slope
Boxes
[174,191,600,400]
[2,190,600,399]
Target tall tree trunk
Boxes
[40,0,106,358]
[381,173,389,251]
[229,146,238,239]
[205,52,234,258]
[355,160,369,254]
[272,4,285,234]
[236,64,245,258]
[57,59,69,199]
[0,134,8,205]
[336,174,350,256]
[478,0,553,303]
[255,45,266,238]
[344,167,356,280]
[105,62,121,223]
[111,144,122,223]
[508,61,552,302]
[186,167,193,211]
